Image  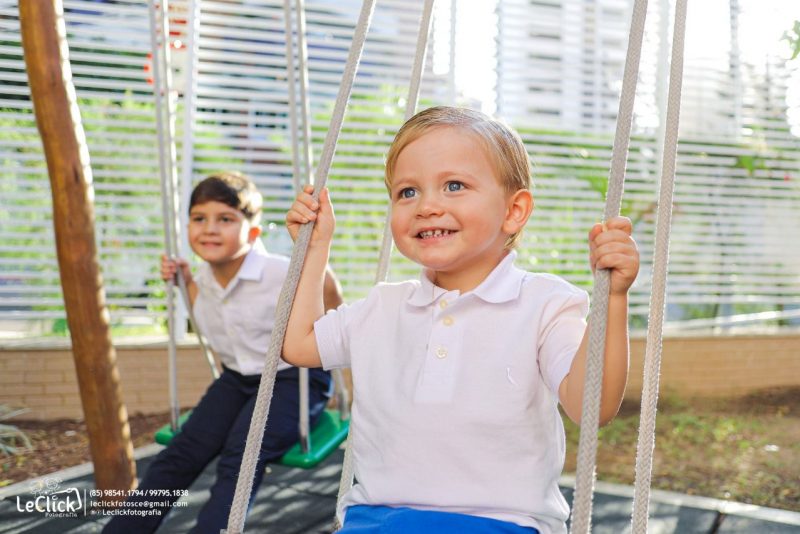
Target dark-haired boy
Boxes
[104,172,343,534]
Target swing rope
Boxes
[283,0,308,193]
[570,0,649,532]
[292,0,353,452]
[174,0,219,380]
[282,0,313,454]
[373,0,436,284]
[333,1,437,526]
[148,0,182,431]
[283,0,321,456]
[631,0,687,531]
[223,2,377,532]
[149,0,218,420]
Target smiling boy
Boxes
[283,107,639,533]
[104,172,341,534]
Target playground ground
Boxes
[3,387,799,511]
[0,445,799,533]
[1,387,799,532]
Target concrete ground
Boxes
[1,445,798,533]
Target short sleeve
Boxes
[314,298,366,370]
[537,284,589,395]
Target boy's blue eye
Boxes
[446,181,464,192]
[399,188,417,199]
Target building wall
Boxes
[1,333,798,420]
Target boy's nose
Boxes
[416,194,444,217]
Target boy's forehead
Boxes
[395,129,497,176]
[190,200,244,215]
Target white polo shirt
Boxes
[315,251,588,534]
[193,241,292,375]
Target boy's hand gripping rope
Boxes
[570,1,648,532]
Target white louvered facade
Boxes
[497,0,800,329]
[1,0,799,339]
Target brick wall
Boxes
[1,333,798,420]
[627,333,800,398]
[0,341,214,420]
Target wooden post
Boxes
[19,1,136,495]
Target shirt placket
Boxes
[216,280,240,371]
[414,292,463,404]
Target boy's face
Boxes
[389,127,530,290]
[188,200,259,267]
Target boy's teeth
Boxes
[419,229,451,238]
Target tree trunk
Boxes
[19,0,136,497]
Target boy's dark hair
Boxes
[189,171,262,224]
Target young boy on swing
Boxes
[104,172,342,534]
[283,107,639,533]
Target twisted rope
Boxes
[570,1,649,532]
[223,1,376,532]
[333,2,436,529]
[630,1,687,531]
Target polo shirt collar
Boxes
[407,251,525,307]
[236,239,268,282]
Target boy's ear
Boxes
[503,189,534,236]
[247,225,262,243]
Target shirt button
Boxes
[435,346,448,359]
[439,300,448,309]
[443,316,454,326]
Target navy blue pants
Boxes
[103,366,331,534]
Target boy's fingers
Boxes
[287,209,312,224]
[588,223,604,241]
[605,216,632,233]
[592,229,636,248]
[295,194,318,210]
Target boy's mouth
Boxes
[417,229,455,239]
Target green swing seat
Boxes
[153,408,349,469]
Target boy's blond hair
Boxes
[384,106,531,249]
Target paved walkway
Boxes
[1,445,798,533]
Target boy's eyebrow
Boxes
[388,175,419,190]
[393,170,478,187]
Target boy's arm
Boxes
[282,186,335,368]
[559,294,630,425]
[558,216,639,426]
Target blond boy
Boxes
[283,107,639,533]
